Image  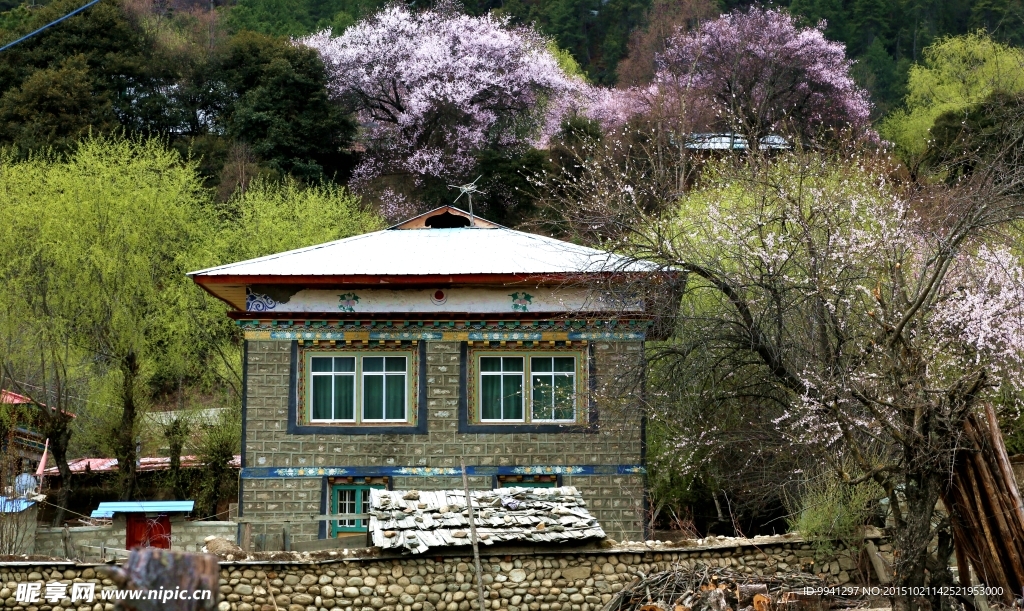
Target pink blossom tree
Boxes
[655,7,871,146]
[300,6,587,206]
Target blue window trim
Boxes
[318,476,394,539]
[288,341,428,435]
[458,342,598,434]
[329,484,384,535]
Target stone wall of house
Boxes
[0,541,882,611]
[242,339,646,546]
[34,519,237,561]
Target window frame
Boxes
[472,348,586,426]
[304,349,415,426]
[329,484,384,536]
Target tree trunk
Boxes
[890,468,943,611]
[47,418,73,527]
[116,351,140,501]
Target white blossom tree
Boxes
[538,144,1024,608]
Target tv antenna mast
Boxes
[449,176,484,226]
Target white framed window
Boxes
[308,352,411,424]
[476,352,581,424]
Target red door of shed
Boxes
[125,514,172,549]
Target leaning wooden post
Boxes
[461,458,487,611]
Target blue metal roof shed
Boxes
[90,500,194,518]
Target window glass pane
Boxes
[481,357,502,372]
[385,357,406,372]
[532,357,553,372]
[336,489,356,527]
[384,375,406,419]
[553,374,575,420]
[553,357,575,372]
[503,357,523,372]
[363,357,384,372]
[532,375,553,420]
[481,376,502,419]
[312,357,333,372]
[334,375,355,420]
[504,375,523,419]
[360,490,370,525]
[363,376,384,419]
[312,376,333,419]
[334,357,355,372]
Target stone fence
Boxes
[33,518,237,561]
[1,535,888,611]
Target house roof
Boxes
[189,207,659,310]
[90,500,195,518]
[368,486,606,554]
[42,455,242,476]
[0,496,35,513]
[1,390,32,405]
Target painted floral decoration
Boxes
[338,293,360,312]
[509,292,533,312]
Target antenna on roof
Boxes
[449,176,484,226]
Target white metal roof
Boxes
[189,226,655,278]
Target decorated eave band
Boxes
[242,286,644,315]
[237,317,651,342]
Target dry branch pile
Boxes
[943,405,1024,602]
[599,566,836,611]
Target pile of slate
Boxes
[368,486,606,554]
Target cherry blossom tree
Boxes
[537,142,1024,608]
[300,6,586,208]
[655,7,871,146]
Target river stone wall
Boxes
[0,539,886,611]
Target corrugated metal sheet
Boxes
[91,501,195,518]
[43,455,241,476]
[189,227,657,278]
[0,496,35,513]
[368,486,605,554]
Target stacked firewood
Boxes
[599,566,835,611]
[943,404,1024,602]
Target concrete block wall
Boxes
[242,340,646,545]
[34,520,237,560]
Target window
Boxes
[308,352,411,424]
[477,352,580,423]
[330,485,383,535]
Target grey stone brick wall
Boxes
[242,340,645,543]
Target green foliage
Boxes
[0,0,176,153]
[217,178,383,262]
[926,89,1024,178]
[788,468,883,554]
[880,32,1024,162]
[498,0,652,85]
[192,405,241,519]
[225,0,384,36]
[212,31,356,182]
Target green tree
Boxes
[0,138,214,500]
[0,0,177,153]
[0,55,115,155]
[880,32,1024,165]
[213,31,356,182]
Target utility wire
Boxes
[0,0,103,53]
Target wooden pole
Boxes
[461,458,487,611]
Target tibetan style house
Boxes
[189,206,663,548]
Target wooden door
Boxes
[126,514,172,549]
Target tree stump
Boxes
[98,548,219,611]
